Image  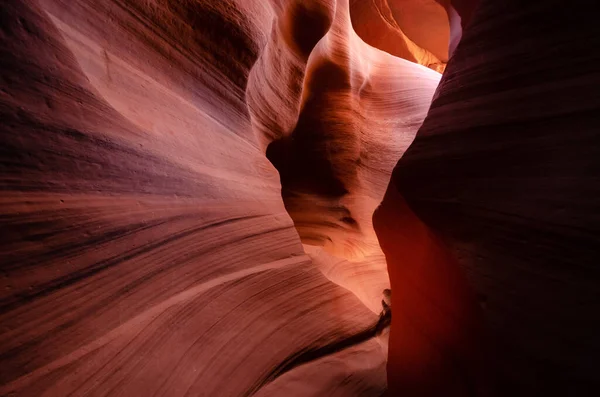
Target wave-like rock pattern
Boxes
[1,0,448,395]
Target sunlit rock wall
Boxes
[0,0,448,395]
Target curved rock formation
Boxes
[3,0,598,395]
[376,0,600,395]
[246,0,443,312]
[0,0,446,395]
[349,0,449,71]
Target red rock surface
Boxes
[377,0,600,395]
[2,0,598,396]
[0,0,445,395]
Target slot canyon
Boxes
[1,0,599,395]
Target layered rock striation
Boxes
[0,0,450,395]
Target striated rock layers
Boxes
[3,0,598,396]
[0,0,452,396]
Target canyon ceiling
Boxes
[1,0,599,396]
